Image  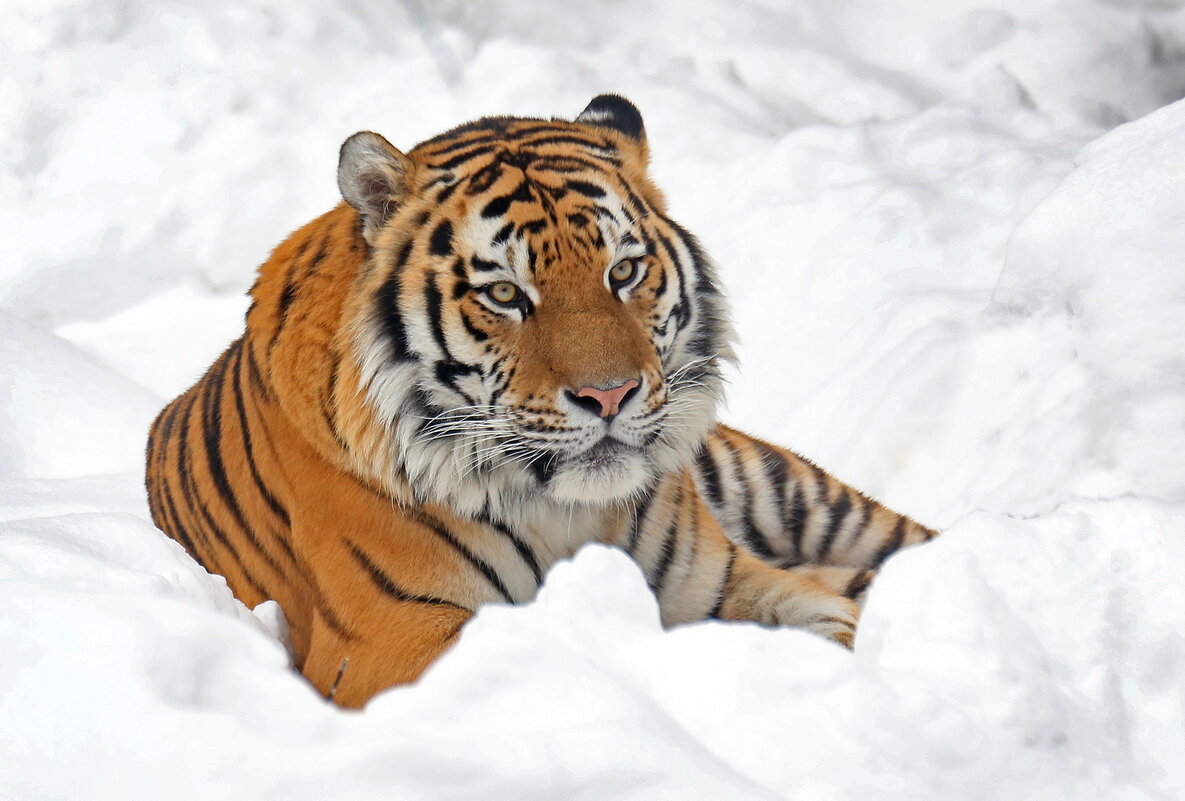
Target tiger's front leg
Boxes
[287,477,509,708]
[607,471,861,647]
[693,425,938,572]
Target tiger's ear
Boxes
[338,131,414,245]
[576,95,648,160]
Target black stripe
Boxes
[722,438,778,561]
[170,391,218,561]
[812,615,853,629]
[653,231,692,339]
[710,543,738,618]
[436,145,497,170]
[228,340,295,546]
[509,123,612,139]
[423,134,502,157]
[480,515,544,586]
[754,441,790,542]
[429,219,454,256]
[417,513,513,603]
[651,485,684,594]
[519,133,611,150]
[405,385,448,423]
[844,570,873,600]
[694,443,725,508]
[471,257,501,272]
[152,397,185,474]
[627,486,659,552]
[815,490,852,562]
[520,135,620,162]
[787,482,806,558]
[804,460,830,505]
[156,476,197,558]
[564,180,605,199]
[347,541,470,611]
[869,517,907,570]
[667,220,719,295]
[245,342,272,399]
[376,241,414,362]
[424,275,455,362]
[394,237,415,268]
[841,500,872,558]
[482,194,513,219]
[321,353,350,452]
[271,279,298,350]
[653,261,668,298]
[492,222,514,246]
[450,257,472,301]
[170,399,219,564]
[526,450,559,487]
[144,420,161,513]
[465,163,503,195]
[480,180,534,219]
[316,596,357,640]
[434,360,479,403]
[621,185,647,220]
[268,239,311,353]
[459,312,489,342]
[304,237,329,277]
[529,154,612,174]
[684,495,701,572]
[508,181,537,203]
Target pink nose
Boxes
[574,379,640,419]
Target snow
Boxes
[4,1,1185,798]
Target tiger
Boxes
[144,95,937,708]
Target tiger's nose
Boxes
[567,379,641,419]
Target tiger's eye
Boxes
[609,260,637,286]
[486,281,522,305]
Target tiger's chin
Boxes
[547,441,654,505]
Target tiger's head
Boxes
[340,95,734,516]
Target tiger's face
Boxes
[342,96,733,516]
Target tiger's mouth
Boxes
[574,437,636,470]
[546,433,653,504]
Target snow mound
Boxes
[993,100,1185,504]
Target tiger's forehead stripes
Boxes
[412,117,623,166]
[448,165,636,289]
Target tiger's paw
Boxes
[780,565,877,609]
[771,593,860,649]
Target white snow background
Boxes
[3,1,1185,799]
